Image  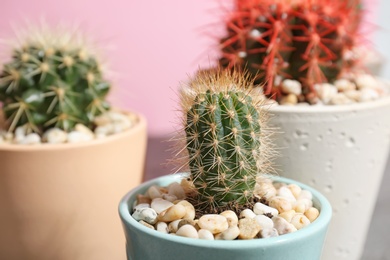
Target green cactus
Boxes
[0,26,110,133]
[181,70,272,213]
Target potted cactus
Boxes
[209,0,390,259]
[119,70,332,260]
[0,25,147,260]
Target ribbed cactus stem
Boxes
[181,70,272,213]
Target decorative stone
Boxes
[329,93,354,105]
[151,198,174,214]
[304,207,320,222]
[215,225,240,240]
[359,88,380,102]
[168,182,186,200]
[239,209,256,219]
[280,94,298,106]
[161,194,177,202]
[291,214,311,230]
[254,215,274,230]
[334,79,356,92]
[281,79,302,96]
[198,229,214,240]
[253,202,279,217]
[139,220,155,230]
[298,190,313,201]
[355,74,377,89]
[269,197,292,214]
[273,216,297,235]
[278,186,296,202]
[168,219,181,233]
[156,222,169,233]
[198,214,229,234]
[278,210,296,223]
[43,128,67,144]
[136,194,151,205]
[255,179,277,200]
[147,185,162,199]
[176,200,196,220]
[176,224,199,239]
[139,208,158,225]
[294,201,307,213]
[315,83,338,104]
[67,131,93,143]
[296,199,313,212]
[158,204,186,222]
[238,218,261,239]
[259,228,279,238]
[178,219,196,230]
[20,133,41,145]
[75,123,94,137]
[220,210,238,227]
[287,184,302,199]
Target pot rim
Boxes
[267,93,390,114]
[118,173,332,249]
[0,110,146,151]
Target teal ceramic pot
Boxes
[119,173,332,260]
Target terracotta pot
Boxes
[269,95,390,260]
[0,111,147,260]
[119,173,332,260]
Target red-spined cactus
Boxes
[219,0,363,102]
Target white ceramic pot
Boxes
[268,96,390,260]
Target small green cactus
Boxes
[0,26,110,133]
[180,69,273,213]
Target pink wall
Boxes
[0,0,228,136]
[0,0,379,137]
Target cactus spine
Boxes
[0,25,110,133]
[180,70,273,213]
[219,0,363,102]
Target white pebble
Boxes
[168,219,182,233]
[298,190,312,201]
[254,215,274,229]
[239,209,256,219]
[278,210,296,223]
[269,197,293,213]
[287,184,302,199]
[273,216,297,235]
[158,204,186,222]
[198,229,215,240]
[176,200,196,220]
[255,180,277,200]
[329,93,354,105]
[280,94,298,105]
[156,222,169,233]
[147,185,162,199]
[43,128,67,144]
[20,133,41,145]
[151,198,174,214]
[253,202,279,217]
[259,228,279,238]
[139,208,158,225]
[75,123,94,137]
[278,186,296,202]
[344,90,361,101]
[215,225,240,240]
[220,210,238,227]
[296,199,313,212]
[334,79,356,92]
[281,79,302,95]
[290,214,311,230]
[139,220,155,230]
[315,83,338,104]
[176,224,199,239]
[15,126,27,138]
[355,74,377,89]
[238,218,261,239]
[168,182,186,200]
[359,88,380,102]
[161,194,177,202]
[67,131,93,143]
[304,207,320,222]
[294,201,307,213]
[94,125,114,136]
[198,214,229,234]
[133,203,150,211]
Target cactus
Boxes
[180,69,273,213]
[0,26,110,133]
[219,0,363,102]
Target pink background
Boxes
[0,0,381,137]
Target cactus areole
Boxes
[0,27,111,133]
[182,71,271,213]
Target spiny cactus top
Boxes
[0,26,110,133]
[180,70,273,213]
[219,0,363,102]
